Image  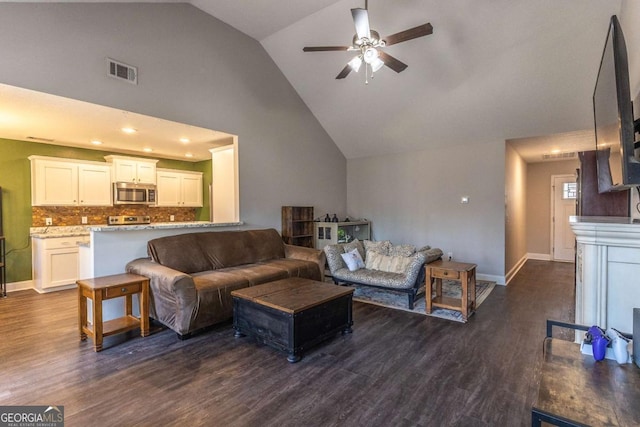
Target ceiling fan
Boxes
[302,0,433,82]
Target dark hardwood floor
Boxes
[0,260,575,426]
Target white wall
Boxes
[0,3,346,228]
[347,140,505,283]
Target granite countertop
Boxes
[87,221,243,232]
[31,221,244,237]
[30,225,90,239]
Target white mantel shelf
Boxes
[569,216,640,336]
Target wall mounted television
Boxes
[594,15,640,193]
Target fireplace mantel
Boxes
[570,216,640,335]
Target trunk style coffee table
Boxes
[231,277,354,363]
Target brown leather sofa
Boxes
[126,228,325,338]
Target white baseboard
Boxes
[527,253,551,261]
[6,280,34,293]
[505,254,528,286]
[477,273,505,286]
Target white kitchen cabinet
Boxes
[105,155,158,184]
[156,169,203,207]
[29,156,112,206]
[78,164,112,205]
[32,235,89,292]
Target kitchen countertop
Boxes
[30,225,90,239]
[87,221,243,232]
[31,221,243,237]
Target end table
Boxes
[425,260,477,322]
[77,273,150,351]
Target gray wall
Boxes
[526,159,579,256]
[0,3,346,229]
[347,140,505,282]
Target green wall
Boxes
[0,138,210,283]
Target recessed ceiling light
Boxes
[91,140,103,145]
[121,127,137,134]
[550,148,561,154]
[143,148,153,153]
[185,153,193,158]
[180,137,190,143]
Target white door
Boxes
[551,174,577,262]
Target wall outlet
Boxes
[81,216,88,224]
[45,218,53,226]
[170,215,175,222]
[447,252,453,261]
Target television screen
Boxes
[593,15,640,193]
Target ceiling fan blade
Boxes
[383,23,433,46]
[303,46,351,52]
[351,8,371,39]
[336,64,352,79]
[378,51,408,73]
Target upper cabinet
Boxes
[29,156,112,206]
[156,169,203,207]
[105,155,158,184]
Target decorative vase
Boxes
[324,214,331,222]
[332,214,338,222]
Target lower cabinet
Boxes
[32,236,89,292]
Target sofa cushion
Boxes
[191,272,251,328]
[363,240,391,257]
[343,239,365,260]
[341,248,365,271]
[148,233,212,274]
[197,229,285,269]
[216,263,289,286]
[388,243,416,257]
[365,251,414,274]
[332,267,411,289]
[257,258,321,281]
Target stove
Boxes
[107,215,151,226]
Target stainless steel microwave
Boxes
[113,182,157,206]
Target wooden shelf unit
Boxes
[282,206,315,248]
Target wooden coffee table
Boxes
[231,277,354,362]
[425,260,477,322]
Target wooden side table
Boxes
[77,273,150,351]
[425,260,477,322]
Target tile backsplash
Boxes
[32,206,196,226]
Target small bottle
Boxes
[324,213,331,222]
[332,214,339,223]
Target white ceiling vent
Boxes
[542,152,576,160]
[107,58,137,85]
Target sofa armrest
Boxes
[125,258,197,335]
[284,244,326,281]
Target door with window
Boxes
[552,175,577,262]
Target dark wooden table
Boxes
[232,277,354,362]
[532,338,640,426]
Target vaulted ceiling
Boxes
[4,0,625,160]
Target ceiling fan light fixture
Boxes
[363,47,378,63]
[348,56,363,72]
[370,57,385,72]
